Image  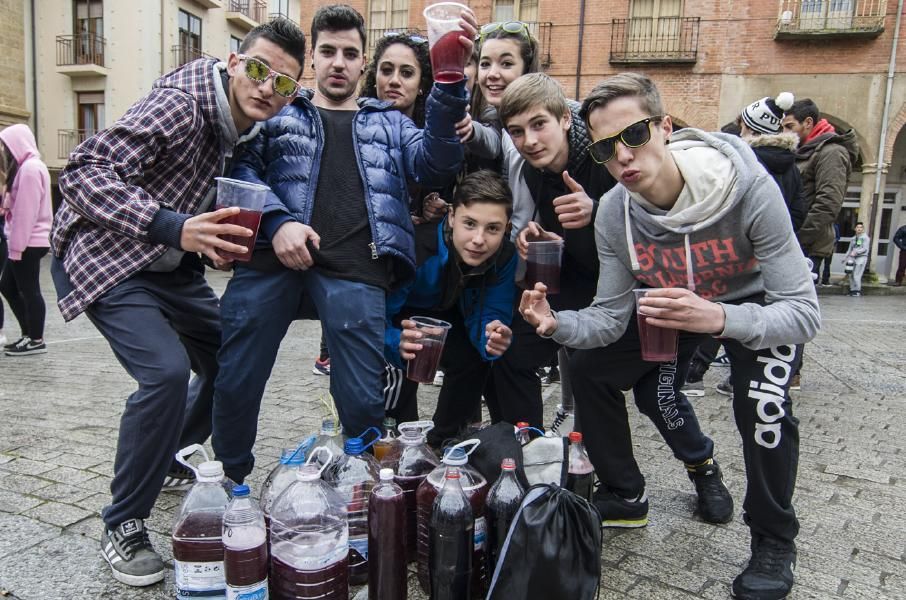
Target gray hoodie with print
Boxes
[550,128,820,351]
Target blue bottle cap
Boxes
[345,437,364,455]
[232,484,250,497]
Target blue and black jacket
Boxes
[384,217,517,370]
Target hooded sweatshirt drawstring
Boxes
[622,195,696,291]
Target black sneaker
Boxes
[712,353,731,367]
[686,459,734,524]
[100,519,165,586]
[5,337,47,356]
[3,336,26,351]
[732,533,797,599]
[593,487,649,528]
[161,463,196,492]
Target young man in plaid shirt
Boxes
[49,19,306,587]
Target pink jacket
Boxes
[1,124,52,260]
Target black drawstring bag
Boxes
[486,484,603,600]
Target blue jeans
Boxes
[212,266,386,482]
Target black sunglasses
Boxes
[588,116,664,164]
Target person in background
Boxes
[0,141,8,347]
[50,18,307,586]
[890,223,906,286]
[844,221,870,297]
[0,124,52,356]
[782,98,859,284]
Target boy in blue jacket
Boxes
[383,170,516,446]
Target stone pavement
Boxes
[1,266,905,599]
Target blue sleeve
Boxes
[466,251,518,362]
[383,281,415,370]
[230,122,295,240]
[400,81,468,189]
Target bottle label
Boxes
[174,560,225,596]
[349,537,369,561]
[473,516,487,551]
[227,581,268,600]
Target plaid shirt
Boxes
[52,59,225,321]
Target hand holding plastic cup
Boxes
[423,2,472,83]
[633,288,679,362]
[405,316,452,383]
[214,177,269,262]
[525,240,564,295]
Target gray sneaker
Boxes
[100,519,164,586]
[682,379,705,397]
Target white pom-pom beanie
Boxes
[741,92,795,135]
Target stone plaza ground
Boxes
[0,267,904,599]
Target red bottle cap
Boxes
[500,458,516,470]
[569,432,583,443]
[516,422,529,428]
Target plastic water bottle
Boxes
[367,468,407,600]
[515,422,531,445]
[323,427,381,586]
[381,420,438,562]
[260,439,315,538]
[269,447,348,600]
[485,458,524,577]
[312,418,344,469]
[222,484,268,599]
[429,467,474,600]
[566,431,595,501]
[416,440,487,596]
[374,417,400,467]
[172,444,232,600]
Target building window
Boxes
[73,0,104,63]
[628,0,684,54]
[77,91,105,135]
[178,9,203,65]
[493,0,538,23]
[368,0,409,31]
[230,36,242,55]
[271,0,289,19]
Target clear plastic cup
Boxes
[525,240,564,295]
[214,177,269,262]
[406,316,452,383]
[633,288,678,362]
[423,2,471,83]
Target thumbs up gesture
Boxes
[552,170,594,229]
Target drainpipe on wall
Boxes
[30,0,38,134]
[574,0,587,100]
[160,0,166,76]
[868,0,904,277]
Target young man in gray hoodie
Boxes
[520,73,820,600]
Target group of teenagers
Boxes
[48,4,821,599]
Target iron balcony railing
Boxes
[172,44,218,68]
[610,17,700,64]
[776,0,886,37]
[56,33,106,67]
[58,129,91,160]
[268,11,289,21]
[229,0,267,24]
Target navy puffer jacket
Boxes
[231,83,468,279]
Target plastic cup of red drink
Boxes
[525,240,564,295]
[633,288,679,362]
[406,316,452,383]
[214,177,269,262]
[423,2,471,83]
